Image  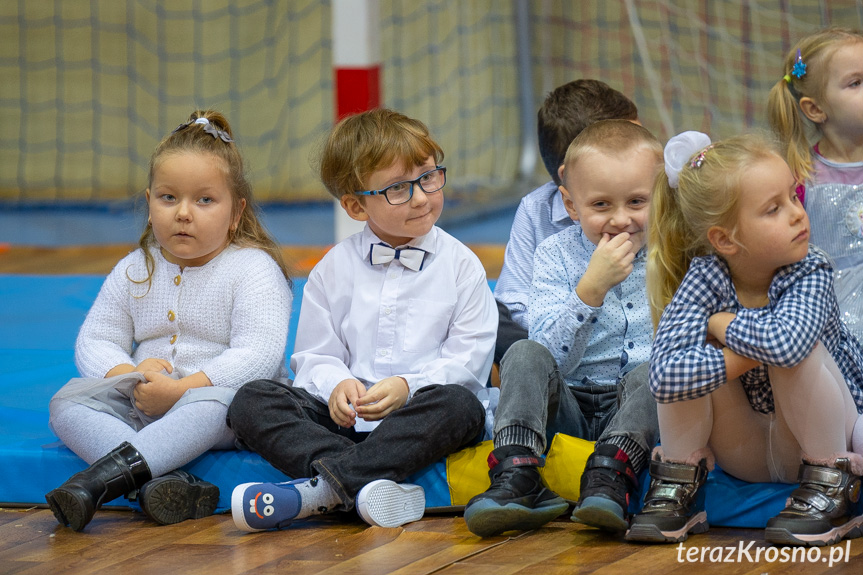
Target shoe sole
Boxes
[140,476,219,525]
[764,515,863,547]
[45,488,91,532]
[571,496,628,532]
[356,480,425,528]
[625,511,709,543]
[464,497,569,538]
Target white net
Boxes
[1,0,332,203]
[2,0,861,217]
[533,0,863,142]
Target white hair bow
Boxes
[664,131,712,188]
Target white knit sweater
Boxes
[74,245,292,388]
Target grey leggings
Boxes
[51,400,236,478]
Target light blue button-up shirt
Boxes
[494,181,574,330]
[528,223,652,387]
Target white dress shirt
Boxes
[291,224,497,423]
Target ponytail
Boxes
[767,27,863,183]
[647,172,694,329]
[767,77,814,183]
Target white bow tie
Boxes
[369,243,426,271]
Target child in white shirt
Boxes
[228,108,498,531]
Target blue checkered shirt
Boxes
[529,224,652,386]
[494,180,574,330]
[650,247,863,414]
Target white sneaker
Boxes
[356,480,425,528]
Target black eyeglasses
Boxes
[353,166,447,205]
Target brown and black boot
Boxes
[765,456,863,546]
[625,454,709,543]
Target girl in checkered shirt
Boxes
[625,132,863,547]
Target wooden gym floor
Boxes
[6,507,862,575]
[1,244,861,574]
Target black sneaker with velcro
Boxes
[625,457,709,543]
[464,446,569,537]
[571,445,639,532]
[765,458,863,547]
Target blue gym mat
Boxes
[0,275,450,513]
[0,273,794,526]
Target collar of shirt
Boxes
[151,242,239,274]
[550,183,572,225]
[697,246,829,306]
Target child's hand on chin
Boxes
[578,232,635,307]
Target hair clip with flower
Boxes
[791,48,807,79]
[690,145,714,169]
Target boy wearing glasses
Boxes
[227,108,497,532]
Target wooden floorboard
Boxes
[1,508,861,574]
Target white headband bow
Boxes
[664,131,712,188]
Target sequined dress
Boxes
[803,150,863,342]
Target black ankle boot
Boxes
[46,442,152,531]
[139,470,220,525]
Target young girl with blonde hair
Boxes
[45,110,293,531]
[768,27,863,341]
[625,131,863,547]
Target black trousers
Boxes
[227,380,486,510]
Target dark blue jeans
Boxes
[227,380,485,510]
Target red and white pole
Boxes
[332,0,382,241]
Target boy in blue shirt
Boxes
[494,79,639,363]
[467,120,661,537]
[227,108,498,531]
